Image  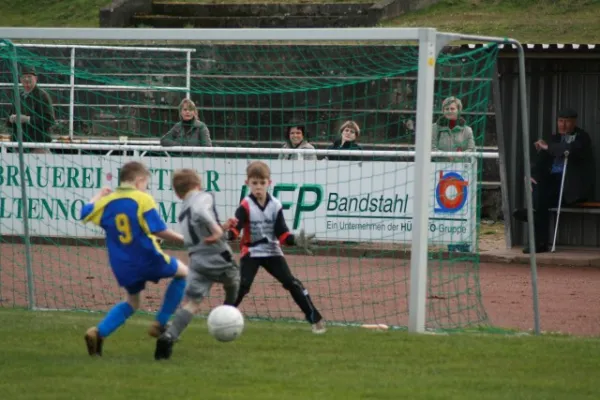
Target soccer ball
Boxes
[207,305,244,342]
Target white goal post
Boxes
[0,27,538,335]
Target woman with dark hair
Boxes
[278,124,316,160]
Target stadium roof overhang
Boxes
[460,43,600,59]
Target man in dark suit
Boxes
[6,65,55,153]
[513,108,595,253]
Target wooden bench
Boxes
[548,202,600,248]
[550,202,600,214]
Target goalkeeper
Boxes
[227,161,326,334]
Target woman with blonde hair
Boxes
[326,120,362,161]
[431,96,475,155]
[160,98,212,147]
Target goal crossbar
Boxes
[0,27,425,42]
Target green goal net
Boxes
[0,37,498,332]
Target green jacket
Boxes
[160,119,212,147]
[431,117,475,152]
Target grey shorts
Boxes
[185,252,240,300]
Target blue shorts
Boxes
[122,256,180,295]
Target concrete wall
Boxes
[99,0,152,27]
[100,0,440,27]
[372,0,440,21]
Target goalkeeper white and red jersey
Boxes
[229,193,293,258]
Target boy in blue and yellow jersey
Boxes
[80,161,189,357]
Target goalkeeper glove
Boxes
[294,229,317,256]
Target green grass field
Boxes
[2,309,600,400]
[0,1,599,398]
[1,0,600,42]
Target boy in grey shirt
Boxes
[155,169,239,361]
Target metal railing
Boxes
[0,43,196,140]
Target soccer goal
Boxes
[0,27,537,334]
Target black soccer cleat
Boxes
[154,333,175,361]
[84,327,104,357]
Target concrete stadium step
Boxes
[1,102,374,118]
[0,74,419,88]
[150,2,374,18]
[131,15,376,28]
[25,109,419,139]
[0,101,425,120]
[0,80,419,110]
[0,75,420,88]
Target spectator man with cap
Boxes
[6,65,55,154]
[513,107,595,253]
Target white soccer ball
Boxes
[207,305,244,342]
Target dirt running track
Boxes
[1,243,599,336]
